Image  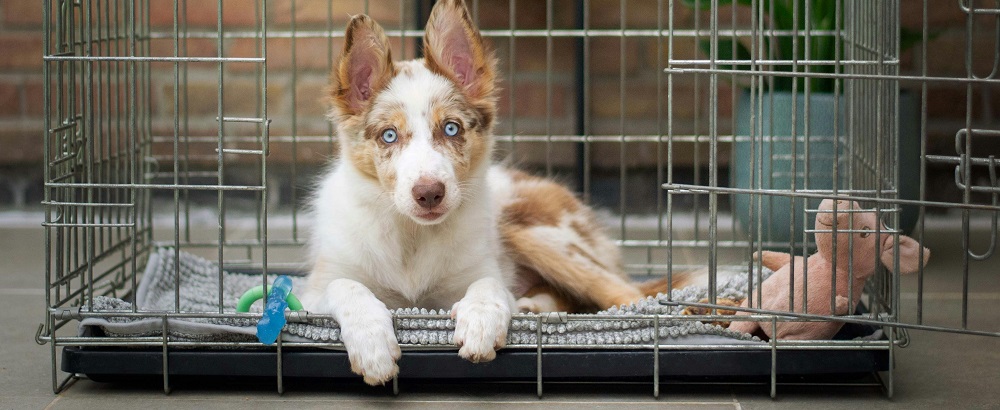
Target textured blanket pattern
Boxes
[83,248,770,345]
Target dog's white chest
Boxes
[379,223,470,306]
[339,190,503,307]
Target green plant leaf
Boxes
[698,38,753,71]
[680,0,935,94]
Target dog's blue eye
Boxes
[443,121,460,137]
[381,129,397,143]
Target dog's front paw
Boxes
[451,299,511,363]
[341,319,401,385]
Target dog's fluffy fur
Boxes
[300,0,686,386]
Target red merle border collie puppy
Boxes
[300,0,687,385]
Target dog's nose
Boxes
[412,178,446,209]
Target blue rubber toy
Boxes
[255,275,294,345]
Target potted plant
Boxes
[683,0,922,247]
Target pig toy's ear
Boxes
[880,234,930,274]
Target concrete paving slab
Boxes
[47,396,738,410]
[0,294,58,399]
[3,212,999,408]
[0,396,57,409]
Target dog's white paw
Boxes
[341,318,401,385]
[451,299,511,363]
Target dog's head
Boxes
[327,0,497,225]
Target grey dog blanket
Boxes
[82,247,772,345]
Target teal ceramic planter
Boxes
[732,90,920,247]
[732,91,846,247]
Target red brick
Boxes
[923,29,1000,77]
[590,0,626,29]
[651,35,700,66]
[715,82,734,119]
[40,77,157,119]
[900,2,968,29]
[149,38,218,58]
[588,37,642,76]
[925,86,971,120]
[585,130,731,168]
[473,0,511,30]
[590,77,676,119]
[294,77,331,117]
[3,0,43,27]
[270,0,402,28]
[0,126,44,164]
[590,0,686,29]
[0,83,20,117]
[689,5,752,29]
[229,35,417,74]
[386,37,419,61]
[663,80,699,121]
[160,78,285,119]
[278,118,335,138]
[147,130,223,168]
[507,0,548,30]
[266,139,337,165]
[898,47,918,73]
[227,38,274,72]
[8,0,976,176]
[148,123,219,141]
[500,140,579,168]
[501,37,576,73]
[496,80,569,119]
[272,0,344,27]
[29,79,86,119]
[148,0,260,29]
[479,0,575,30]
[232,37,270,60]
[228,36,344,72]
[23,81,42,117]
[0,34,43,71]
[549,0,583,29]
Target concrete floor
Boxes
[2,211,999,409]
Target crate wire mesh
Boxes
[39,0,1000,398]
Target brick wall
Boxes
[0,1,45,168]
[899,2,1000,157]
[898,2,1000,203]
[2,0,991,206]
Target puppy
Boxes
[300,0,685,386]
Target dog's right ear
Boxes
[330,15,395,118]
[423,0,496,102]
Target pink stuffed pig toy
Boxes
[727,199,930,340]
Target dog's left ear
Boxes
[331,14,395,118]
[423,0,496,101]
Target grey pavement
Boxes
[2,211,999,409]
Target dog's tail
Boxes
[503,227,645,308]
[635,270,699,297]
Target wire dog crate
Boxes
[40,0,1000,398]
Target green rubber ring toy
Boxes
[236,285,304,313]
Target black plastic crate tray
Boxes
[63,323,888,383]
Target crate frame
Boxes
[39,0,1000,398]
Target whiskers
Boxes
[454,180,485,202]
